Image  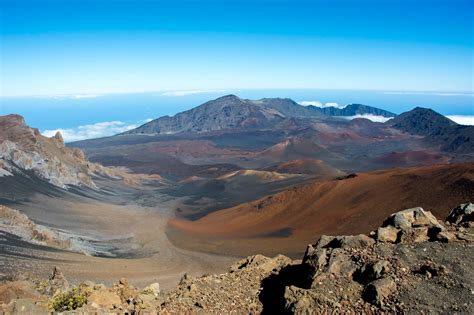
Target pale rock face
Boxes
[0,114,155,189]
[0,205,72,250]
[0,160,13,177]
[0,140,95,189]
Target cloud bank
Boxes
[42,119,151,142]
[340,114,393,123]
[299,101,346,109]
[446,115,474,126]
[342,114,473,125]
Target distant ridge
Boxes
[308,103,396,117]
[124,95,396,135]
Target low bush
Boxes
[48,287,91,311]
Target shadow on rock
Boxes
[259,263,312,314]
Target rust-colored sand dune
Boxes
[167,162,474,257]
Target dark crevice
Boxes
[259,264,312,314]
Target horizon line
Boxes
[2,88,474,99]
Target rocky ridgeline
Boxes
[0,204,472,314]
[0,114,155,189]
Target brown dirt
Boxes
[167,162,474,257]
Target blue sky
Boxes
[1,0,473,97]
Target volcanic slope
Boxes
[123,95,395,136]
[71,97,474,179]
[167,162,474,257]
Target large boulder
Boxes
[383,207,444,231]
[303,235,374,280]
[379,207,446,243]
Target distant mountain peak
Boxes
[124,95,397,135]
[388,107,457,135]
[215,94,241,101]
[388,107,473,152]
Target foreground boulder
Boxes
[375,207,445,244]
[283,204,474,313]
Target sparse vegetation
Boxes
[48,287,91,311]
[140,288,155,295]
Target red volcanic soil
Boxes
[255,137,339,163]
[167,162,474,257]
[266,159,343,177]
[373,150,450,168]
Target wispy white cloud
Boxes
[42,119,150,142]
[341,114,392,123]
[72,94,102,99]
[34,94,103,100]
[299,101,346,109]
[383,91,474,97]
[446,115,474,126]
[161,89,239,97]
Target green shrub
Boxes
[48,287,91,311]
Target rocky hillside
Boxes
[0,114,150,190]
[0,205,72,250]
[124,95,396,135]
[1,203,472,313]
[388,107,474,152]
[125,95,288,135]
[167,162,473,256]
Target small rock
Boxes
[311,234,375,250]
[327,251,358,277]
[434,231,456,243]
[94,283,106,291]
[399,227,429,243]
[370,260,391,280]
[143,282,160,296]
[456,232,474,242]
[377,226,400,243]
[88,290,122,309]
[49,266,69,291]
[119,278,128,286]
[339,235,376,249]
[446,203,474,225]
[179,273,190,285]
[364,278,396,305]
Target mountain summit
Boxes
[125,95,395,135]
[389,107,473,152]
[388,107,457,135]
[125,95,289,135]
